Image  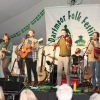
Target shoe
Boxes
[33,81,39,86]
[27,81,32,85]
[53,85,60,89]
[29,86,38,89]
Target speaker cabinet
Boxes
[0,78,24,92]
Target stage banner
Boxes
[45,4,100,54]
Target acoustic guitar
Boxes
[37,48,48,83]
[83,55,92,80]
[0,48,6,59]
[15,38,43,58]
[18,44,32,58]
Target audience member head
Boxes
[89,93,100,100]
[0,86,5,100]
[20,88,37,100]
[56,84,73,100]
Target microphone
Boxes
[0,39,4,43]
[90,37,93,40]
[38,38,43,43]
[25,34,30,39]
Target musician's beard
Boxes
[28,36,34,39]
[3,39,9,43]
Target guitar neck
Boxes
[40,50,45,72]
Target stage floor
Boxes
[7,90,91,100]
[30,85,91,100]
[0,78,93,100]
[4,89,91,100]
[34,91,91,100]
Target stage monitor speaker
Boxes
[0,79,24,92]
[9,75,25,83]
[50,64,57,85]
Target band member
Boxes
[0,33,13,77]
[71,48,83,76]
[52,29,72,86]
[87,32,100,92]
[15,38,25,75]
[24,29,38,85]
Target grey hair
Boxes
[89,93,100,100]
[56,84,73,100]
[20,89,37,100]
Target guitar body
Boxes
[0,48,7,59]
[15,38,43,58]
[83,66,92,80]
[18,44,32,58]
[37,66,47,83]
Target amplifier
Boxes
[0,78,24,92]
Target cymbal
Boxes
[48,55,58,61]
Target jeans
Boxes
[95,60,100,87]
[89,60,100,87]
[18,58,25,75]
[2,57,11,77]
[89,61,96,87]
[25,58,38,83]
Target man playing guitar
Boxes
[20,29,38,85]
[87,32,100,92]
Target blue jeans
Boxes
[95,60,100,87]
[89,60,100,87]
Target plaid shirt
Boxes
[32,42,39,61]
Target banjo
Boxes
[0,41,10,60]
[0,48,6,59]
[37,47,48,83]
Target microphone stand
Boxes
[50,46,57,85]
[39,38,59,85]
[14,38,27,81]
[11,38,26,73]
[81,39,92,92]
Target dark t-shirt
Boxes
[72,54,83,65]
